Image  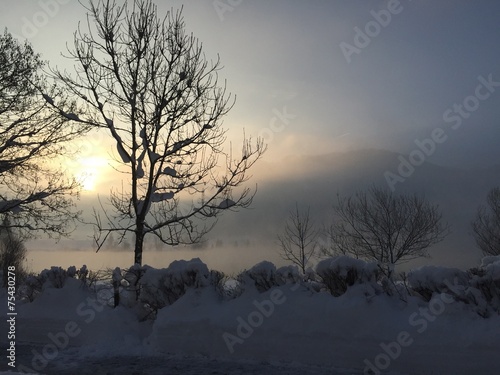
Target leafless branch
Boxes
[52,1,265,264]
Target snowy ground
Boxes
[3,344,370,375]
[1,258,499,374]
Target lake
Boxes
[23,244,284,276]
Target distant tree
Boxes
[0,215,27,287]
[324,186,450,278]
[278,204,318,274]
[120,236,131,251]
[105,232,116,249]
[0,29,86,238]
[471,187,500,256]
[52,0,265,265]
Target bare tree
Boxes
[52,1,265,265]
[0,30,86,238]
[324,186,450,278]
[278,204,318,274]
[0,215,27,287]
[471,187,500,256]
[320,222,356,257]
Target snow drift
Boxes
[3,256,500,374]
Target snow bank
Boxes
[148,280,500,374]
[14,277,149,352]
[146,257,499,373]
[7,256,500,374]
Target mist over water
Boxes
[24,149,496,275]
[24,243,284,275]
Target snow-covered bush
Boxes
[209,270,244,300]
[17,265,99,302]
[380,272,413,302]
[39,266,70,288]
[209,269,225,296]
[467,256,500,316]
[124,264,148,287]
[71,265,105,292]
[18,274,43,302]
[480,256,500,311]
[238,261,280,292]
[138,258,210,315]
[276,265,302,285]
[17,266,68,302]
[67,266,77,278]
[304,266,318,282]
[408,266,468,302]
[316,256,380,297]
[481,255,500,269]
[407,258,500,317]
[121,264,149,303]
[78,265,88,283]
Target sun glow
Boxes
[75,157,109,192]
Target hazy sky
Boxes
[2,0,500,167]
[2,1,500,270]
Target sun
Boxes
[75,157,109,192]
[78,171,98,191]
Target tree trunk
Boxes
[134,225,145,266]
[132,222,146,301]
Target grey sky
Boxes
[2,0,499,166]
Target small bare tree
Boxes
[0,30,85,238]
[278,204,318,274]
[52,0,265,265]
[471,187,500,256]
[324,186,450,278]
